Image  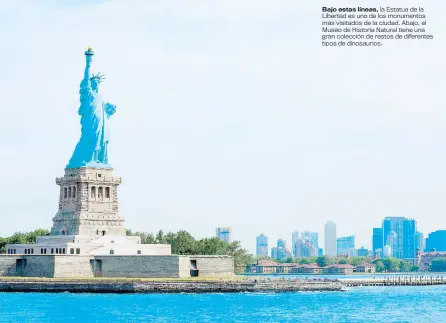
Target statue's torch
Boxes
[85,47,94,57]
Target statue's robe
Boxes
[67,78,114,168]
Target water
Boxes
[241,272,446,281]
[1,286,445,322]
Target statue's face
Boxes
[91,78,100,91]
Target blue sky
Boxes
[0,0,445,254]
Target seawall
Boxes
[0,279,343,293]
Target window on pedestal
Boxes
[68,187,71,199]
[73,186,76,199]
[110,249,114,255]
[105,187,110,198]
[91,186,96,199]
[64,187,67,199]
[76,248,80,254]
[70,248,74,254]
[98,187,103,199]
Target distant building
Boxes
[386,231,397,258]
[318,248,323,256]
[382,217,417,259]
[291,231,300,256]
[216,227,232,243]
[300,231,319,248]
[357,247,369,257]
[372,228,383,253]
[336,236,355,256]
[383,245,392,258]
[325,220,337,257]
[426,230,446,252]
[415,231,425,252]
[295,238,318,257]
[271,239,292,260]
[256,234,268,257]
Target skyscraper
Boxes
[426,230,446,252]
[325,220,337,257]
[301,231,319,248]
[336,236,355,256]
[382,217,417,259]
[215,227,232,243]
[372,228,383,252]
[271,239,292,260]
[291,231,300,256]
[256,233,268,257]
[415,231,425,253]
[295,238,318,257]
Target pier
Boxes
[343,276,446,287]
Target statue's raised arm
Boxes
[82,48,94,86]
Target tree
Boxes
[227,241,254,271]
[410,265,420,272]
[430,259,446,272]
[398,260,410,272]
[338,259,348,264]
[374,260,385,273]
[299,258,312,264]
[170,231,196,255]
[316,256,329,267]
[155,230,166,244]
[382,258,400,272]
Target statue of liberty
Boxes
[67,48,117,169]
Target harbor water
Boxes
[1,285,445,322]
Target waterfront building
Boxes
[415,231,425,252]
[426,230,446,252]
[336,236,355,256]
[291,264,323,274]
[372,228,383,252]
[382,217,417,259]
[418,251,446,271]
[256,233,268,257]
[356,263,376,273]
[325,220,337,257]
[248,260,296,274]
[323,264,355,275]
[216,227,232,243]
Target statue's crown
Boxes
[90,72,106,82]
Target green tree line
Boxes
[0,229,50,253]
[126,229,254,271]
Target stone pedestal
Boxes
[51,167,125,236]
